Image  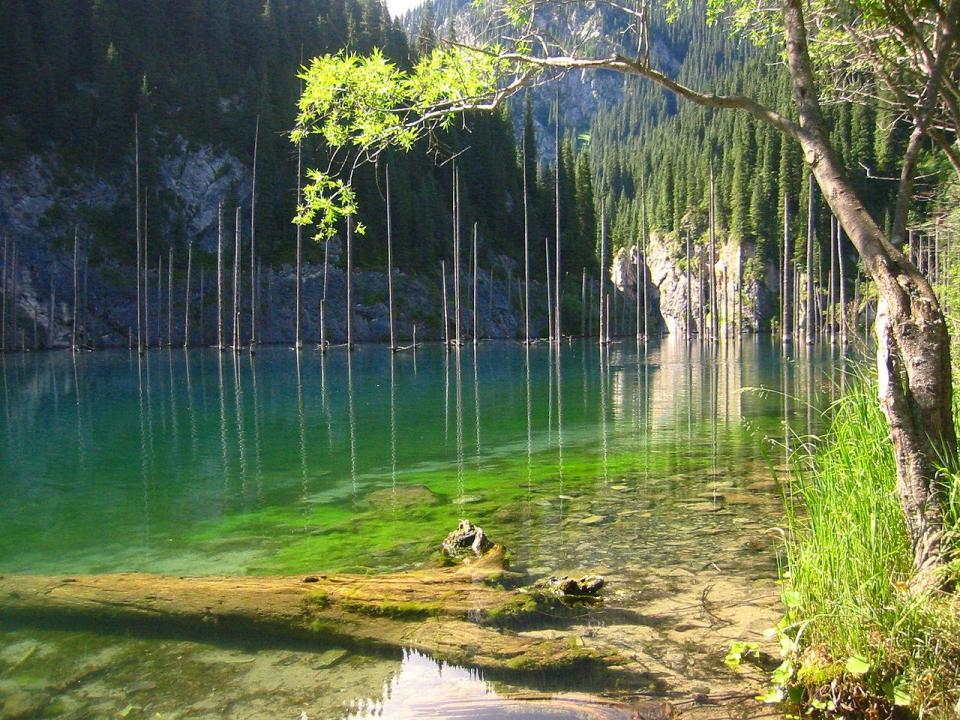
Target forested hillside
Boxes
[0,0,542,272]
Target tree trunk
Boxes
[217,204,224,351]
[784,0,957,584]
[0,547,622,676]
[250,116,259,351]
[523,136,531,345]
[184,241,192,349]
[783,191,793,344]
[599,202,607,344]
[295,146,303,350]
[386,165,396,351]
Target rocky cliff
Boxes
[0,148,547,350]
[609,231,778,336]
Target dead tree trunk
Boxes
[554,88,562,345]
[0,547,622,676]
[640,177,648,341]
[184,241,192,349]
[250,116,259,352]
[144,197,150,350]
[523,135,531,345]
[1,232,7,352]
[156,254,162,348]
[72,226,79,353]
[167,246,173,347]
[783,192,792,344]
[295,145,303,350]
[346,215,354,351]
[135,117,143,356]
[386,165,396,351]
[599,202,607,345]
[472,222,478,345]
[232,208,241,352]
[442,260,449,347]
[545,237,554,342]
[806,177,815,345]
[709,163,719,342]
[685,229,692,341]
[216,205,224,350]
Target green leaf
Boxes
[844,655,870,676]
[782,590,802,608]
[756,686,785,704]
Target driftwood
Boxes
[0,545,624,676]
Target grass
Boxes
[777,376,960,717]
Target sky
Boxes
[386,0,426,18]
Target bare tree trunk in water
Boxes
[1,232,7,352]
[545,237,553,343]
[217,204,224,351]
[250,116,259,352]
[346,215,353,351]
[295,145,304,350]
[167,246,173,347]
[640,178,648,341]
[184,241,192,349]
[685,229,692,341]
[806,178,816,345]
[135,117,142,356]
[386,166,396,351]
[784,0,956,585]
[442,260,449,347]
[144,197,150,350]
[783,191,793,345]
[473,223,478,345]
[72,227,79,352]
[232,208,241,352]
[523,136,531,345]
[709,163,718,342]
[599,202,607,345]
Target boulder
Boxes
[441,519,493,558]
[535,575,606,598]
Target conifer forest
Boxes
[1,1,959,719]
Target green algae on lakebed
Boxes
[0,338,845,719]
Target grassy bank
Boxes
[773,379,960,717]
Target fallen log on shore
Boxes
[0,543,624,676]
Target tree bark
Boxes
[783,0,956,585]
[0,547,623,676]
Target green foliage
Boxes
[775,376,960,716]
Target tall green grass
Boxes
[782,377,960,716]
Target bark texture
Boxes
[782,0,956,584]
[0,546,625,674]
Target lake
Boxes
[0,338,845,719]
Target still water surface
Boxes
[0,338,845,719]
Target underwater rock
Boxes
[535,575,606,598]
[363,485,438,508]
[441,520,493,558]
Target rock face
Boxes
[610,231,778,336]
[441,520,494,558]
[0,148,540,349]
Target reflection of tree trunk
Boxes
[784,0,956,584]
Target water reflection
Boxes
[0,337,847,579]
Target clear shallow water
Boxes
[0,338,846,719]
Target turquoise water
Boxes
[0,338,845,718]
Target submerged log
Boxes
[0,544,624,676]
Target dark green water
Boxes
[0,338,843,719]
